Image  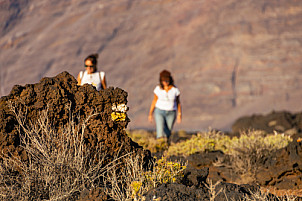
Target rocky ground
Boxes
[0,72,302,200]
[167,112,302,199]
[183,134,302,190]
[231,112,302,190]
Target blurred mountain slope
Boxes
[1,0,302,131]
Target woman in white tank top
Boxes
[148,70,182,144]
[77,54,107,91]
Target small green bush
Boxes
[126,130,169,152]
[144,156,187,188]
[166,129,292,157]
[167,130,231,156]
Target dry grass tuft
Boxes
[0,103,187,200]
[215,130,292,182]
[103,153,187,200]
[204,179,223,201]
[0,102,109,200]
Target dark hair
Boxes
[159,70,174,89]
[84,53,98,70]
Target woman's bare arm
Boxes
[148,94,158,123]
[102,75,107,89]
[77,73,81,85]
[176,95,182,123]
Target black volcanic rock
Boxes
[232,111,298,134]
[144,179,271,201]
[0,72,152,200]
[256,137,302,189]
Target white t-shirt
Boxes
[80,70,105,91]
[154,85,180,111]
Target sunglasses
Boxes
[85,65,95,68]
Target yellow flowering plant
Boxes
[111,112,126,121]
[143,155,187,189]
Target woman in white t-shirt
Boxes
[77,53,107,90]
[148,70,182,143]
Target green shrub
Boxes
[166,130,231,156]
[166,129,292,157]
[126,130,169,153]
[223,130,292,178]
[144,156,187,188]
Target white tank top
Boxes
[80,70,105,91]
[154,85,180,111]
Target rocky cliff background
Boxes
[1,0,302,131]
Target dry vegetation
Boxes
[0,103,186,200]
[127,129,302,200]
[0,102,300,200]
[103,154,186,200]
[0,103,109,200]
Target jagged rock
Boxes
[0,71,151,164]
[232,111,297,134]
[0,71,152,200]
[257,138,302,189]
[144,183,209,201]
[180,167,209,187]
[187,150,224,168]
[144,180,269,201]
[230,111,302,189]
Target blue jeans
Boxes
[154,108,176,139]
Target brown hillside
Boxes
[1,0,302,131]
